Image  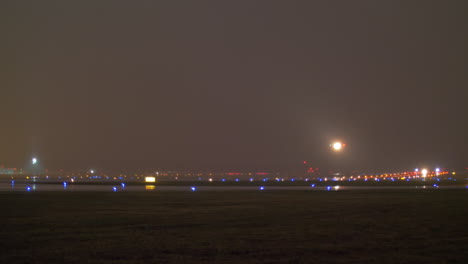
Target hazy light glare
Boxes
[32,158,37,165]
[332,142,343,151]
[421,169,428,177]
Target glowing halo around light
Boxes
[331,141,345,151]
[421,169,428,178]
[32,158,37,165]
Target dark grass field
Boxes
[1,190,467,264]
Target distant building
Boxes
[0,166,22,175]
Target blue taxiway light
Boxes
[259,186,265,190]
[311,184,316,187]
[191,187,197,191]
[112,187,117,192]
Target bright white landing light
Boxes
[421,169,428,177]
[332,142,343,151]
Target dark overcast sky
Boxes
[2,1,468,171]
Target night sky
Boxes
[2,1,468,171]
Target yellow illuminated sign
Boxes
[145,176,156,183]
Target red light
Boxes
[303,161,307,164]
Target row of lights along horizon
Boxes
[2,169,455,183]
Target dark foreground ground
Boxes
[0,190,467,264]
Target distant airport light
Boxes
[259,186,265,190]
[415,168,419,172]
[421,169,428,177]
[191,186,197,191]
[90,170,95,174]
[112,186,117,192]
[32,158,37,165]
[435,168,440,173]
[145,176,156,183]
[331,142,344,151]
